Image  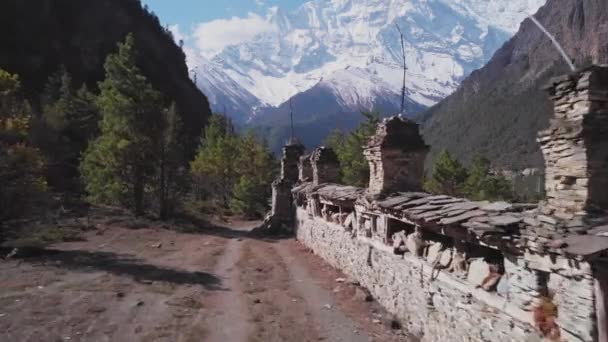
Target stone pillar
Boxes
[364,115,429,195]
[298,154,313,182]
[281,141,305,184]
[264,140,305,234]
[311,147,340,185]
[538,66,608,233]
[271,179,293,220]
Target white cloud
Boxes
[168,24,186,44]
[193,13,277,57]
[254,0,265,6]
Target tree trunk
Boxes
[134,169,144,216]
[159,159,167,220]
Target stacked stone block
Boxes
[281,141,305,184]
[311,147,340,185]
[267,141,305,232]
[538,66,608,234]
[364,115,428,195]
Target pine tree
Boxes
[464,156,513,201]
[326,111,380,187]
[190,114,239,207]
[230,130,277,217]
[0,69,46,226]
[80,34,163,215]
[424,150,469,197]
[40,68,99,189]
[157,102,186,219]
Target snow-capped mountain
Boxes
[193,0,546,123]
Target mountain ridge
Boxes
[420,0,608,170]
[192,0,546,124]
[0,0,212,155]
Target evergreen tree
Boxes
[157,102,186,219]
[40,68,99,189]
[464,156,513,201]
[0,69,46,226]
[80,34,163,215]
[326,112,379,187]
[424,150,468,197]
[191,117,277,216]
[230,131,277,217]
[190,114,239,207]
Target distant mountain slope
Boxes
[194,0,545,123]
[0,0,212,154]
[421,0,608,170]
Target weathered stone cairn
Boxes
[280,140,305,183]
[310,147,340,186]
[266,141,305,232]
[298,154,313,182]
[363,115,429,195]
[538,65,608,234]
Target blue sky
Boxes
[141,0,308,57]
[142,0,306,31]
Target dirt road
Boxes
[0,218,410,341]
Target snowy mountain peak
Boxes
[191,0,546,122]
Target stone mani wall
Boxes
[296,209,538,341]
[271,68,608,340]
[539,66,608,233]
[295,207,596,341]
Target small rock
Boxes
[354,287,374,302]
[253,299,261,304]
[150,242,162,248]
[546,239,567,249]
[116,292,125,298]
[136,300,145,307]
[335,278,346,283]
[323,304,332,310]
[372,319,382,324]
[389,319,402,330]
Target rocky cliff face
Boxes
[421,0,608,169]
[0,0,212,154]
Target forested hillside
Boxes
[421,0,608,170]
[0,0,211,155]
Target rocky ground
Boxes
[0,212,414,342]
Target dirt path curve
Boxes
[204,236,252,342]
[1,217,408,342]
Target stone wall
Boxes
[295,206,597,342]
